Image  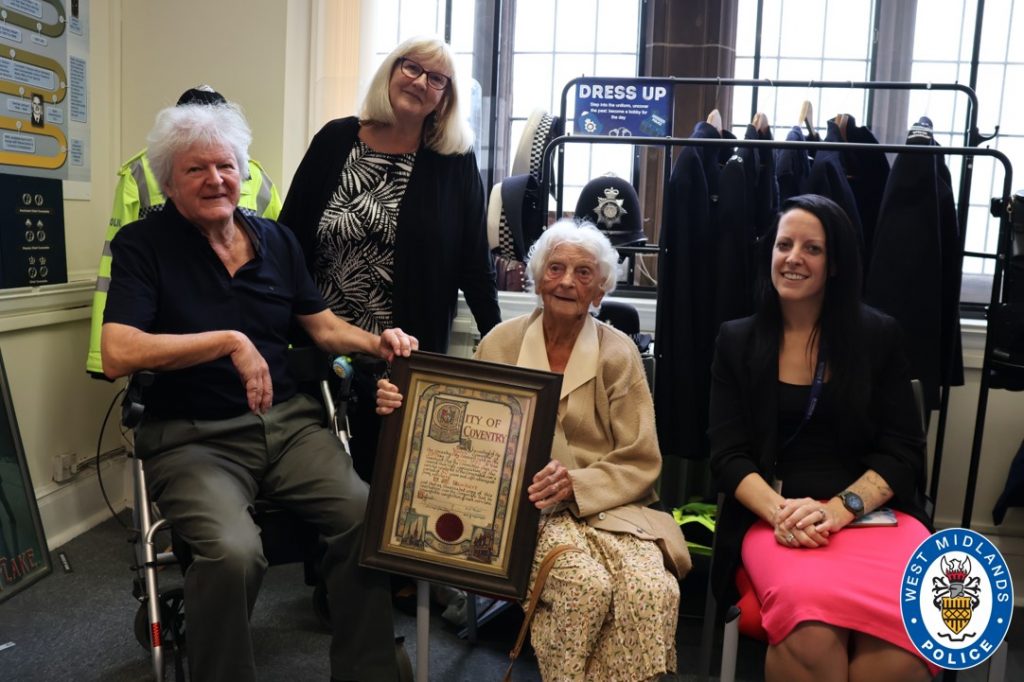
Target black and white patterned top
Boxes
[313,139,416,334]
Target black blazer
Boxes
[707,307,931,604]
[803,121,865,254]
[841,115,890,266]
[655,121,718,460]
[865,130,963,409]
[279,117,500,353]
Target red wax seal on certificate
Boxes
[435,513,464,542]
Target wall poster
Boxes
[573,77,674,138]
[0,0,90,182]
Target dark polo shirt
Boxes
[105,200,327,420]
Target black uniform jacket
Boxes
[866,129,963,409]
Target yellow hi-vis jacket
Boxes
[85,149,282,376]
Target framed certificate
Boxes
[360,351,562,599]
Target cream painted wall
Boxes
[120,0,293,189]
[930,344,1024,538]
[0,1,130,550]
[2,0,332,549]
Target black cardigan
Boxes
[707,306,932,605]
[278,116,500,353]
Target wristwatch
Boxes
[837,490,865,518]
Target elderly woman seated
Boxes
[377,220,689,681]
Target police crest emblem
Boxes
[934,556,980,639]
[902,528,1013,670]
[592,187,627,229]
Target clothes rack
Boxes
[544,76,999,504]
[539,75,1013,682]
[542,127,1012,682]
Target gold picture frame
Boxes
[360,351,561,599]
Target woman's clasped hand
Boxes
[771,497,841,548]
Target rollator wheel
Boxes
[134,587,187,652]
[312,581,331,630]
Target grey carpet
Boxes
[1,513,1020,681]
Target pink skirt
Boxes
[741,510,939,675]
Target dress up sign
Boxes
[573,78,674,137]
[361,352,561,599]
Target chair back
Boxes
[909,378,936,520]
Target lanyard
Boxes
[780,355,827,451]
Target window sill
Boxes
[0,278,94,332]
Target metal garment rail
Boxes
[553,77,992,504]
[549,76,995,508]
[543,131,1013,682]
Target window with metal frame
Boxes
[734,0,1021,313]
[364,0,643,213]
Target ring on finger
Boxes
[818,509,826,522]
[785,533,795,542]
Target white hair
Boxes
[146,102,252,192]
[359,35,473,155]
[526,219,619,306]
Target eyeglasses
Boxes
[398,57,451,91]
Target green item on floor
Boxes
[673,501,716,557]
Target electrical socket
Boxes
[52,452,76,483]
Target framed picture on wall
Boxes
[360,351,561,600]
[0,348,51,602]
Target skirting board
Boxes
[36,456,131,550]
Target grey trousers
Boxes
[138,393,399,682]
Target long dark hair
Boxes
[753,194,868,413]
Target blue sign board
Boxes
[573,79,674,137]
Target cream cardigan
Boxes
[476,309,690,577]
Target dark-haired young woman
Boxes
[709,194,937,681]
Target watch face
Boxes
[843,492,865,514]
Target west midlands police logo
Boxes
[901,528,1013,669]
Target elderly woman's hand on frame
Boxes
[375,378,404,416]
[528,459,575,510]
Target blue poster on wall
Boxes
[573,79,674,137]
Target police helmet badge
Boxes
[901,528,1013,670]
[593,187,627,230]
[574,175,645,247]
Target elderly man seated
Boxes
[101,101,416,682]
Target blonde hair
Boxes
[359,36,474,156]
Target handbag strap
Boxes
[503,544,583,682]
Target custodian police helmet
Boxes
[574,174,645,247]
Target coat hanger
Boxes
[799,100,815,137]
[834,113,849,141]
[909,115,935,142]
[706,108,723,134]
[752,112,770,135]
